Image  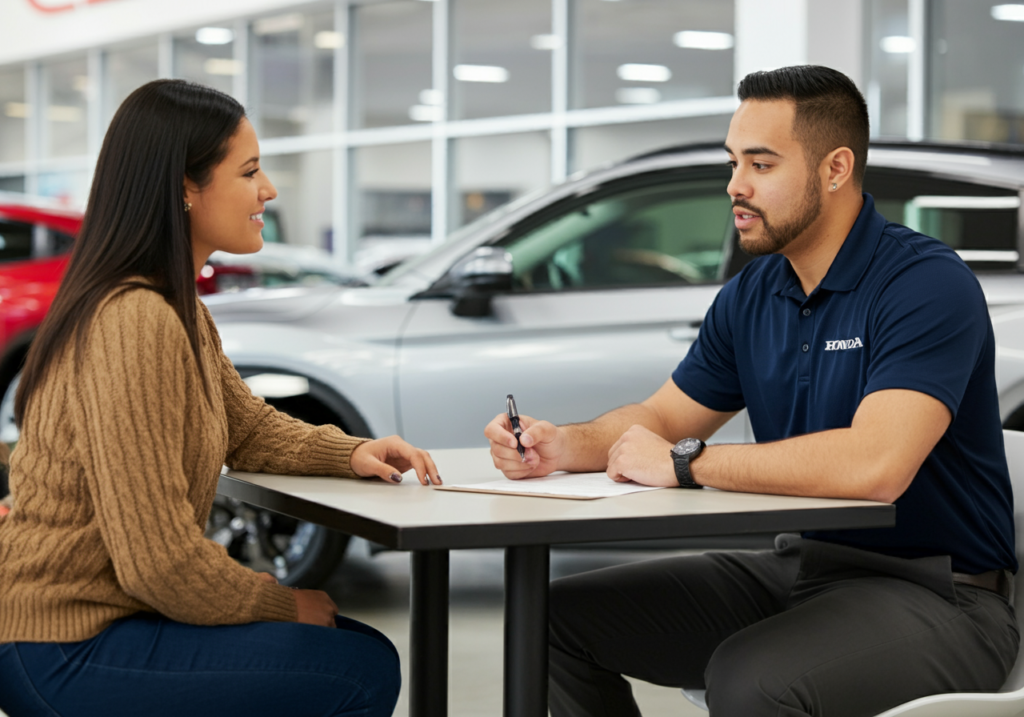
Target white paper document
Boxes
[438,472,667,500]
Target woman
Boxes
[0,79,439,717]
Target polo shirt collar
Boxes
[772,193,885,301]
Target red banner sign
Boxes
[27,0,117,13]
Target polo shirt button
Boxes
[802,308,811,316]
[802,343,810,352]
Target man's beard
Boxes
[736,174,823,257]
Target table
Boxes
[217,448,895,717]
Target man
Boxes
[485,66,1018,717]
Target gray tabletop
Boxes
[218,447,896,549]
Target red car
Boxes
[0,193,263,449]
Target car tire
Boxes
[204,390,356,588]
[206,496,350,588]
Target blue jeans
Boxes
[0,613,400,717]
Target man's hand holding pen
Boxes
[484,411,565,480]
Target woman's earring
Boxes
[830,183,838,191]
[184,201,192,213]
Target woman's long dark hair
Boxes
[15,79,245,425]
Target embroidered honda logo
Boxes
[824,338,864,351]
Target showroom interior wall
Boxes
[0,0,1014,265]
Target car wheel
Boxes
[205,495,350,588]
[204,389,357,588]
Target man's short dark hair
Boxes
[737,65,870,185]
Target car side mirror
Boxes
[448,247,514,317]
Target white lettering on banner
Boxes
[824,338,864,351]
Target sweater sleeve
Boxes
[72,289,297,626]
[199,305,369,478]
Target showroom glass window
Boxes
[451,0,551,120]
[249,10,335,139]
[355,141,432,269]
[929,2,1024,144]
[498,168,734,291]
[572,0,733,111]
[0,66,25,164]
[175,27,235,97]
[454,132,551,229]
[261,152,334,250]
[352,1,432,129]
[865,0,911,138]
[42,56,88,158]
[103,44,159,127]
[572,116,730,173]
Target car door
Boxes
[397,166,751,449]
[862,163,1024,425]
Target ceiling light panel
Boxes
[617,63,672,82]
[673,31,734,50]
[195,27,234,45]
[453,65,510,83]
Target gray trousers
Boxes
[549,538,1019,717]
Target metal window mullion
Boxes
[550,0,569,184]
[333,0,354,263]
[25,61,41,195]
[233,19,249,108]
[158,33,174,80]
[431,0,452,244]
[86,48,104,159]
[907,0,926,141]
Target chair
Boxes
[682,429,1024,716]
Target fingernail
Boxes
[391,472,403,483]
[436,474,443,485]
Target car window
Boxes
[864,169,1019,272]
[0,220,35,262]
[496,172,733,292]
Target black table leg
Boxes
[411,549,450,717]
[504,544,550,717]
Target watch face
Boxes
[672,437,702,457]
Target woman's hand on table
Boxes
[351,435,442,486]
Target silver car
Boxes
[205,141,1024,585]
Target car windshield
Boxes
[376,187,548,286]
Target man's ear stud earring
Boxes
[831,183,838,191]
[184,201,192,212]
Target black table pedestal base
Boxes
[411,549,450,717]
[504,544,550,717]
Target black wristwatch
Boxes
[671,438,706,489]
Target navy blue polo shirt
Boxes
[673,194,1016,574]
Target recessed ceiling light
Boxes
[204,58,243,76]
[616,87,661,105]
[530,34,562,50]
[992,4,1024,21]
[4,102,29,119]
[453,65,510,83]
[314,31,344,49]
[673,31,734,50]
[617,63,672,82]
[880,36,915,53]
[195,27,234,45]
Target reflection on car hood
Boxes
[204,283,417,322]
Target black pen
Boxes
[506,394,525,462]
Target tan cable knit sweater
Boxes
[0,284,368,643]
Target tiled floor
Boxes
[326,540,707,717]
